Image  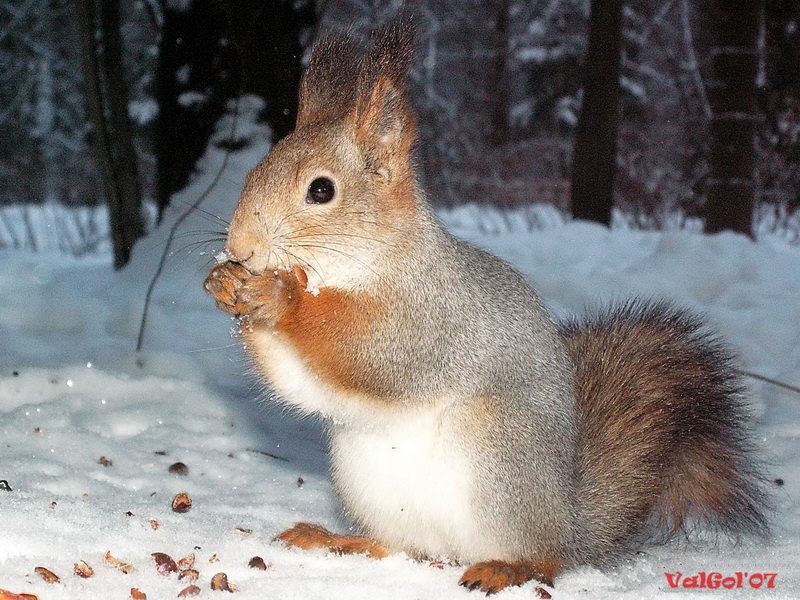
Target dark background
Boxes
[1,0,798,265]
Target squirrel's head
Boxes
[226,16,419,290]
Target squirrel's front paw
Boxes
[204,261,251,315]
[205,261,305,325]
[234,268,299,325]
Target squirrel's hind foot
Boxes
[459,560,558,596]
[275,522,389,559]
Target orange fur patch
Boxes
[459,559,561,595]
[275,284,389,396]
[275,523,388,559]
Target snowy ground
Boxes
[2,105,800,599]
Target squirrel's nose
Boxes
[224,233,251,264]
[226,230,266,273]
[227,247,268,275]
[227,249,254,265]
[226,201,275,273]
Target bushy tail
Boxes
[559,300,770,564]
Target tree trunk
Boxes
[569,0,623,226]
[224,0,315,143]
[99,0,144,258]
[77,0,119,256]
[154,0,314,217]
[488,0,511,147]
[155,0,231,217]
[36,51,59,205]
[76,0,144,268]
[704,0,760,235]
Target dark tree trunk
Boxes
[77,0,115,213]
[99,0,145,263]
[488,0,511,147]
[77,0,144,269]
[760,0,800,209]
[704,0,760,235]
[570,0,623,225]
[154,0,314,216]
[154,0,233,216]
[224,0,315,142]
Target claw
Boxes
[459,560,560,595]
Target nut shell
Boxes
[172,493,192,513]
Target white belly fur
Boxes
[330,408,497,563]
[247,327,494,562]
[245,327,346,417]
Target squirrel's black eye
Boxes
[306,177,336,204]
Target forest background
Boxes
[1,0,799,266]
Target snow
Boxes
[129,98,159,126]
[178,91,208,109]
[2,107,800,598]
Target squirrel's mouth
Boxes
[223,234,296,275]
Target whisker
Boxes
[284,228,394,247]
[292,242,379,276]
[283,247,327,287]
[273,205,317,234]
[189,341,242,353]
[172,198,232,228]
[164,251,217,274]
[171,238,225,258]
[173,228,228,238]
[287,235,399,261]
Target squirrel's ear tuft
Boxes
[296,33,362,128]
[351,14,417,165]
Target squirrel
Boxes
[204,16,770,596]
